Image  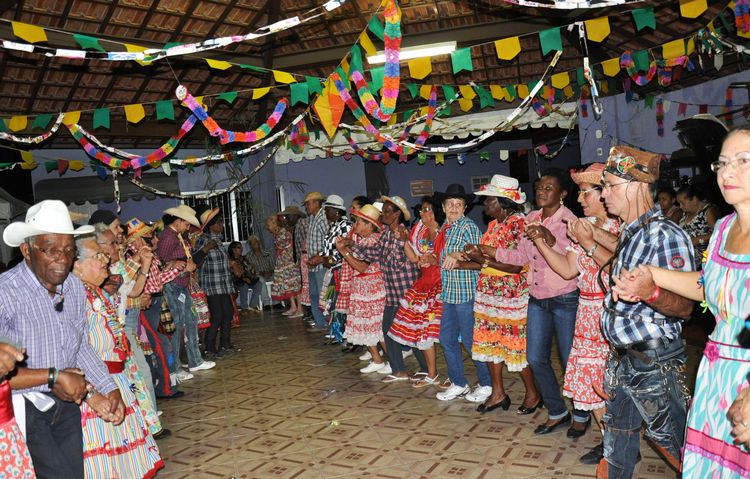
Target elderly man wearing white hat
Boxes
[0,200,125,477]
[156,205,215,382]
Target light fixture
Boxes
[366,41,456,64]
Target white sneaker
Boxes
[359,351,372,361]
[175,370,194,382]
[376,362,392,375]
[157,410,163,417]
[436,384,470,401]
[465,385,493,403]
[402,349,413,359]
[360,361,387,374]
[189,360,216,372]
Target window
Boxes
[184,190,254,242]
[471,175,491,192]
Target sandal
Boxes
[436,378,453,390]
[410,371,429,382]
[413,375,439,389]
[381,374,409,383]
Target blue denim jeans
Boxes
[236,282,250,309]
[308,268,327,328]
[601,339,689,478]
[526,291,587,422]
[249,277,272,308]
[163,282,203,370]
[439,301,490,388]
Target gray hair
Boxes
[74,233,98,260]
[92,223,110,238]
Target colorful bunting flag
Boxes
[480,151,489,162]
[457,153,466,165]
[12,22,48,43]
[217,91,238,104]
[585,17,610,42]
[206,59,232,70]
[631,7,656,31]
[69,160,85,171]
[124,44,151,66]
[450,48,473,74]
[306,76,324,95]
[290,83,309,106]
[359,31,377,57]
[417,152,426,165]
[459,84,476,100]
[494,37,521,61]
[490,85,506,101]
[601,57,620,77]
[31,114,52,130]
[458,98,473,112]
[368,16,385,41]
[662,39,685,59]
[57,159,69,176]
[551,72,570,89]
[44,161,56,174]
[369,66,384,92]
[124,104,145,124]
[406,83,419,99]
[273,70,296,84]
[155,100,174,121]
[62,111,80,125]
[408,57,432,80]
[679,0,707,18]
[252,87,271,99]
[8,116,27,132]
[73,34,105,52]
[435,153,444,165]
[539,27,562,56]
[349,45,363,77]
[419,84,433,100]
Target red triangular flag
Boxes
[699,104,708,114]
[133,168,142,180]
[677,103,687,117]
[57,159,69,176]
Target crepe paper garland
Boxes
[289,118,310,153]
[0,113,64,144]
[656,98,665,136]
[339,106,426,163]
[736,0,750,33]
[176,85,288,145]
[501,0,641,8]
[619,51,657,86]
[656,56,693,86]
[348,0,401,122]
[66,123,131,169]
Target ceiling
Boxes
[0,0,736,150]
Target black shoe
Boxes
[567,417,591,439]
[204,351,219,361]
[579,443,603,465]
[153,428,171,440]
[533,413,571,435]
[157,390,185,400]
[219,347,240,357]
[517,399,544,415]
[477,395,511,413]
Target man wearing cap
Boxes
[157,205,215,380]
[593,146,695,478]
[193,208,238,358]
[304,192,330,330]
[0,200,125,478]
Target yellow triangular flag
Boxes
[686,37,697,54]
[20,160,36,170]
[494,37,521,61]
[408,57,432,80]
[600,81,609,95]
[20,151,34,164]
[419,84,433,100]
[124,104,145,124]
[62,111,81,125]
[273,70,296,84]
[563,85,574,97]
[359,32,377,57]
[458,97,473,112]
[435,153,445,165]
[205,58,232,70]
[340,58,350,76]
[551,72,570,89]
[490,85,506,101]
[12,22,47,43]
[194,96,208,109]
[601,57,620,77]
[517,84,529,99]
[124,44,152,66]
[419,106,429,117]
[585,17,610,43]
[662,39,685,59]
[253,87,271,99]
[8,116,27,132]
[679,0,707,18]
[69,160,85,171]
[387,114,397,126]
[459,85,476,100]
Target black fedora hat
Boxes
[435,183,475,204]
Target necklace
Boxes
[83,284,130,359]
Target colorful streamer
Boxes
[289,118,310,153]
[619,51,657,86]
[735,0,750,33]
[656,97,664,136]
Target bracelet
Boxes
[644,286,661,303]
[139,271,150,278]
[47,367,57,390]
[585,244,598,258]
[84,389,96,402]
[344,251,351,257]
[482,259,490,269]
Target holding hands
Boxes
[611,265,656,303]
[526,223,555,247]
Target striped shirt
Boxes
[245,248,275,278]
[601,206,695,347]
[294,216,310,256]
[440,216,481,304]
[306,209,329,272]
[0,262,117,394]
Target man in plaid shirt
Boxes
[304,192,330,330]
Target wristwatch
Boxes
[585,244,598,258]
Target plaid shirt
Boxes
[602,206,695,347]
[144,255,180,295]
[0,262,118,394]
[245,248,275,278]
[295,216,310,255]
[440,216,481,304]
[307,209,329,272]
[352,227,419,307]
[322,216,352,267]
[194,233,234,296]
[156,225,191,287]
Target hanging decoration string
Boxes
[0,113,65,144]
[500,0,643,8]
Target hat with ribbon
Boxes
[163,204,200,228]
[124,217,153,243]
[571,163,606,186]
[351,204,383,230]
[199,208,221,228]
[303,191,325,203]
[474,175,526,204]
[379,195,411,221]
[323,194,347,211]
[604,145,662,184]
[3,200,94,247]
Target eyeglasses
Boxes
[710,156,750,173]
[601,180,631,190]
[420,207,433,213]
[97,240,118,247]
[578,187,602,197]
[32,244,76,260]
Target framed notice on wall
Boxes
[409,180,433,197]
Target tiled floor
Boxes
[156,309,695,478]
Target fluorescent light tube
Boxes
[366,41,457,64]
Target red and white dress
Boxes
[0,380,35,479]
[344,233,385,347]
[562,217,619,411]
[388,221,442,350]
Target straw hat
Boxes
[280,205,303,216]
[303,191,325,204]
[351,204,382,230]
[163,204,200,228]
[474,175,526,204]
[604,145,662,184]
[199,208,221,228]
[571,163,606,186]
[124,217,153,243]
[380,195,411,221]
[3,200,94,247]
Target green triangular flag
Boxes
[290,83,309,106]
[417,153,426,165]
[306,76,323,95]
[474,85,494,109]
[217,91,238,104]
[73,34,106,52]
[155,100,174,121]
[93,108,110,130]
[370,66,385,92]
[163,42,184,50]
[479,151,490,162]
[438,104,451,117]
[44,161,57,173]
[644,94,654,108]
[402,109,415,121]
[0,119,7,133]
[0,162,13,169]
[539,27,562,56]
[335,66,349,87]
[186,163,194,173]
[631,7,655,32]
[31,113,52,130]
[233,155,243,166]
[506,85,517,101]
[576,68,585,87]
[368,16,385,41]
[406,83,419,99]
[442,85,457,101]
[718,12,732,33]
[349,45,363,76]
[632,50,650,72]
[239,63,265,73]
[555,88,565,102]
[450,48,473,74]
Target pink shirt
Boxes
[495,206,579,300]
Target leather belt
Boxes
[614,337,675,365]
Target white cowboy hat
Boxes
[3,200,95,247]
[323,194,347,211]
[164,204,200,228]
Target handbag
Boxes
[188,274,211,330]
[159,295,175,335]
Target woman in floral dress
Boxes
[266,216,301,307]
[465,175,540,414]
[0,343,35,479]
[389,196,443,387]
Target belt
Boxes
[614,337,677,364]
[104,361,125,374]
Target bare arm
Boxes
[341,249,369,273]
[592,227,619,252]
[648,266,704,302]
[404,242,420,264]
[612,266,697,319]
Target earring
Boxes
[559,197,564,205]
